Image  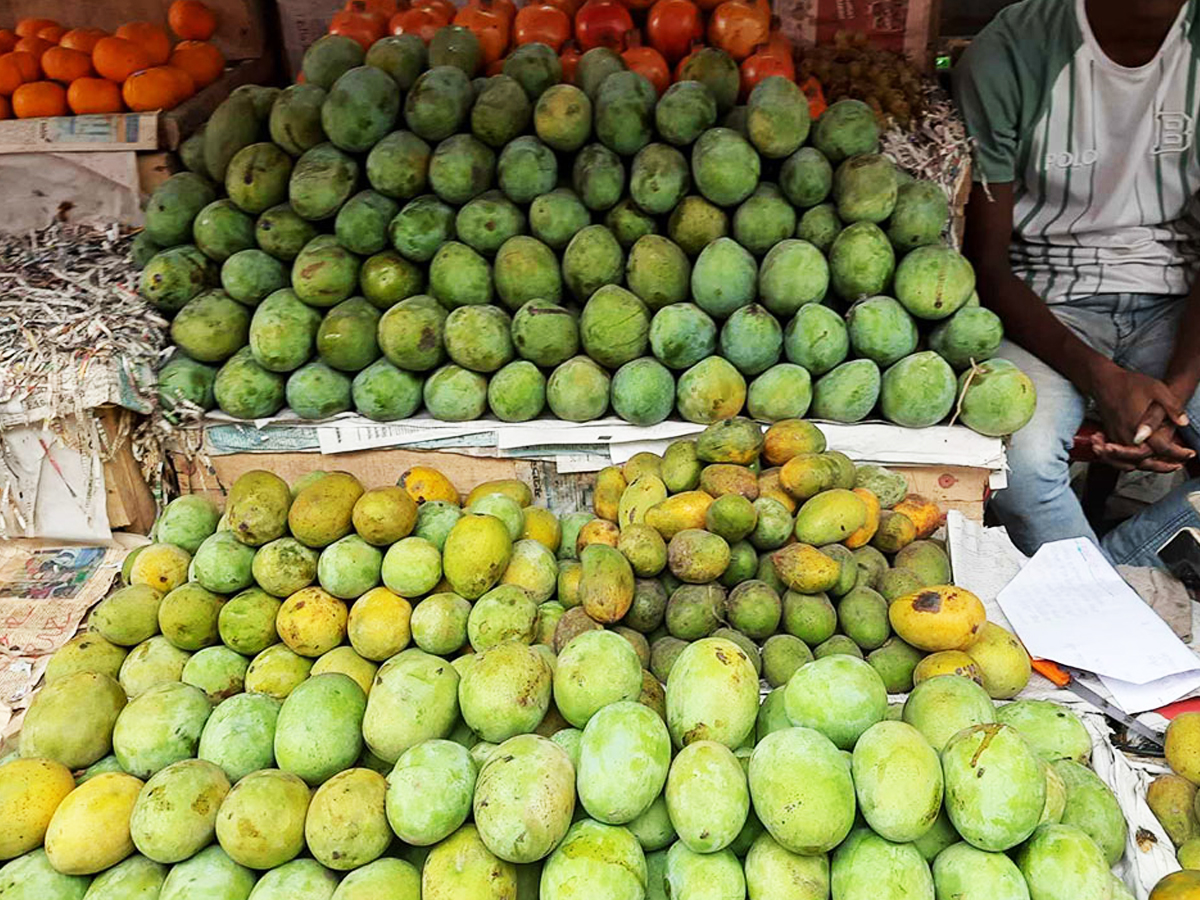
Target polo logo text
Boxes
[1046,148,1098,168]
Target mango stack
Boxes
[142,27,1037,437]
[0,416,1132,899]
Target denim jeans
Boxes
[989,293,1200,568]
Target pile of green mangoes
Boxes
[0,416,1130,899]
[142,26,1036,437]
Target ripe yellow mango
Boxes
[913,650,982,686]
[645,491,715,541]
[889,586,986,652]
[399,465,460,504]
[593,467,628,522]
[466,478,534,508]
[844,488,881,549]
[45,772,144,875]
[0,758,75,860]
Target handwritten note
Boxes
[997,538,1200,686]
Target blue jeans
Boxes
[990,293,1200,568]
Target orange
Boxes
[92,37,152,83]
[115,22,172,66]
[40,47,93,83]
[0,29,18,53]
[14,36,54,63]
[168,40,224,88]
[2,51,39,82]
[59,28,108,54]
[0,94,9,118]
[122,66,183,111]
[12,80,67,117]
[168,0,218,40]
[15,18,58,38]
[36,24,66,44]
[67,77,123,114]
[161,65,196,102]
[0,54,26,95]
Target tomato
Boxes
[412,0,457,21]
[574,0,633,51]
[764,20,794,58]
[622,33,670,95]
[492,0,518,23]
[454,0,511,65]
[559,38,583,82]
[347,0,398,14]
[389,6,447,42]
[645,0,703,64]
[514,3,572,51]
[800,74,827,120]
[707,0,769,61]
[739,42,795,99]
[329,6,386,49]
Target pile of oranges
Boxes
[0,0,225,121]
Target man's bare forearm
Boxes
[974,262,1115,396]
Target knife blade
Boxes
[1031,659,1165,750]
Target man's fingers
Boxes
[1139,458,1185,473]
[1097,442,1153,462]
[1146,432,1196,462]
[1152,385,1190,427]
[1133,403,1168,444]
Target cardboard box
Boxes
[1,0,267,61]
[275,0,338,79]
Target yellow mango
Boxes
[277,587,349,657]
[778,454,838,501]
[699,464,759,500]
[593,466,628,522]
[913,650,983,686]
[844,488,881,549]
[892,494,942,540]
[557,560,583,609]
[888,585,986,652]
[771,543,841,594]
[128,543,191,594]
[352,486,418,546]
[522,507,562,552]
[45,772,143,875]
[312,646,378,696]
[793,488,868,546]
[872,510,918,553]
[348,587,412,662]
[763,419,827,466]
[757,468,797,513]
[1166,713,1200,786]
[288,472,365,549]
[622,451,663,484]
[618,475,668,529]
[466,479,534,508]
[644,491,714,540]
[579,544,636,624]
[0,758,76,860]
[576,518,620,553]
[398,465,460,505]
[964,621,1031,699]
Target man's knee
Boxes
[1001,423,1074,502]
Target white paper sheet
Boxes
[946,510,1028,607]
[1099,670,1200,715]
[997,538,1200,685]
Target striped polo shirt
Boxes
[952,0,1200,303]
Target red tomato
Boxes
[707,0,769,61]
[559,38,582,82]
[412,0,457,19]
[622,33,669,95]
[739,43,795,99]
[514,3,572,51]
[389,6,447,41]
[544,0,584,14]
[645,0,703,64]
[455,1,511,65]
[329,3,386,48]
[574,0,633,51]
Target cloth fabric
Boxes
[989,292,1200,567]
[952,0,1200,303]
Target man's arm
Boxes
[963,183,1191,470]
